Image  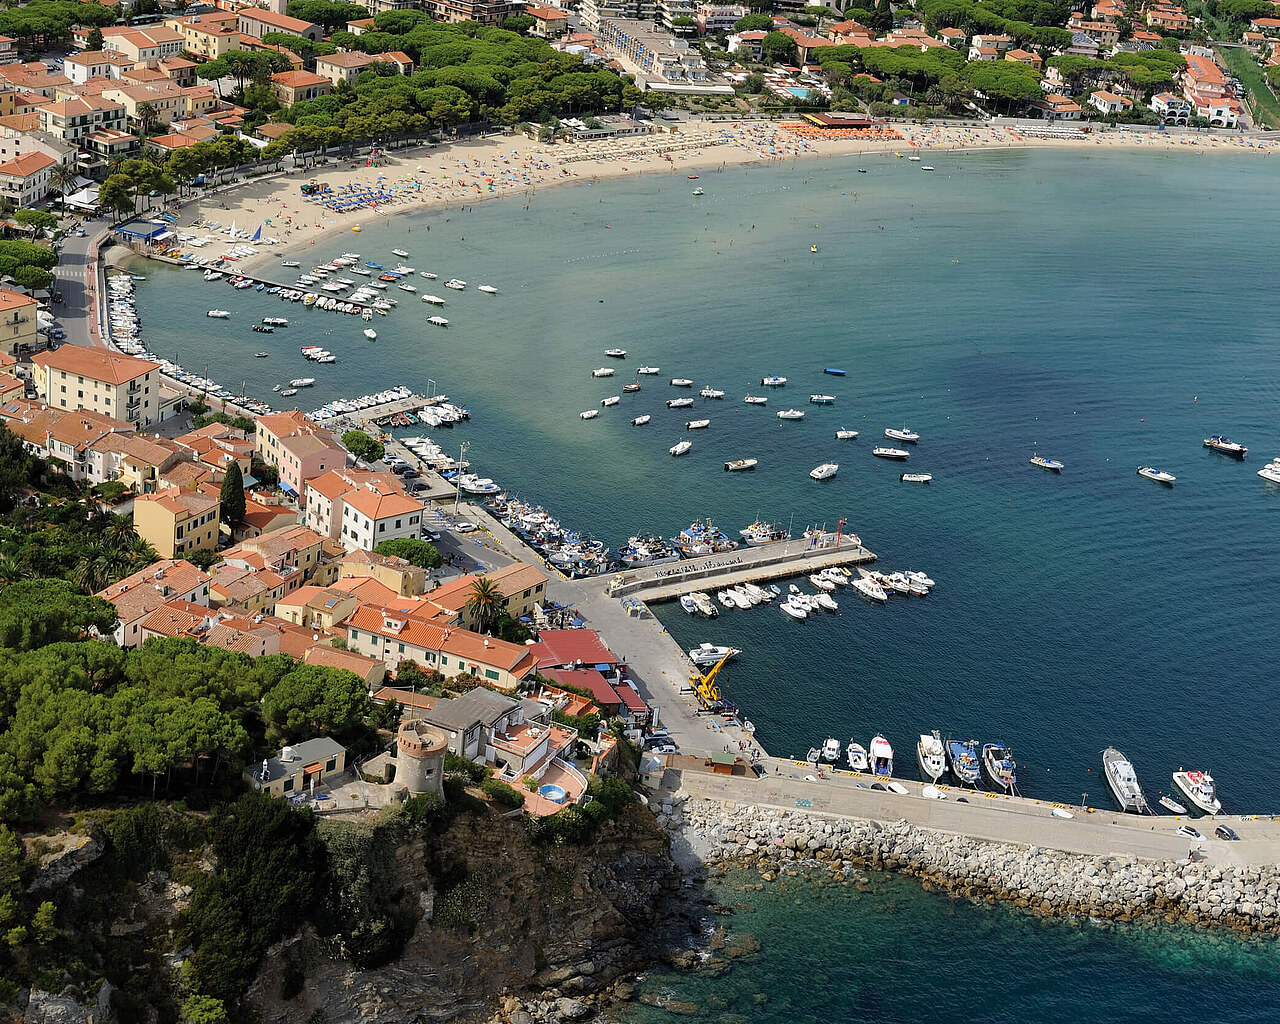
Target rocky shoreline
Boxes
[665,795,1280,935]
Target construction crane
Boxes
[690,650,736,712]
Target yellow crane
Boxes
[691,650,734,710]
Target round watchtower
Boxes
[396,720,448,797]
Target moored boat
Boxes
[592,367,615,378]
[809,463,838,480]
[900,472,932,483]
[670,440,692,456]
[917,731,946,782]
[869,735,894,777]
[1257,457,1280,483]
[605,348,627,358]
[1204,435,1247,458]
[846,740,868,771]
[810,394,836,405]
[724,458,757,472]
[632,415,651,426]
[739,520,789,545]
[685,419,710,430]
[744,394,768,405]
[777,409,805,420]
[1159,795,1189,815]
[885,426,919,442]
[670,377,693,387]
[946,738,981,785]
[821,737,841,762]
[761,375,787,387]
[982,743,1018,791]
[1137,466,1176,484]
[835,428,858,439]
[1030,455,1064,472]
[667,398,694,409]
[688,643,741,667]
[1102,746,1150,814]
[1172,770,1222,815]
[873,447,909,459]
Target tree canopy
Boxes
[340,429,383,463]
[373,537,442,568]
[287,0,370,32]
[0,240,57,291]
[219,462,246,530]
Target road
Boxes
[51,222,107,352]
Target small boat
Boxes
[946,738,981,786]
[280,388,298,396]
[922,785,945,800]
[281,260,300,268]
[823,368,847,376]
[884,426,919,442]
[288,377,315,388]
[724,458,757,472]
[869,735,893,777]
[921,165,935,171]
[1172,770,1222,815]
[692,187,704,196]
[1204,435,1247,458]
[623,383,641,393]
[445,279,466,290]
[206,309,230,318]
[605,348,627,358]
[670,378,693,387]
[679,595,698,614]
[809,463,838,480]
[917,731,946,782]
[1256,457,1280,483]
[835,428,858,439]
[810,245,819,253]
[809,574,835,592]
[780,598,807,620]
[846,740,868,771]
[364,328,377,340]
[422,294,446,305]
[685,419,710,430]
[1137,466,1176,485]
[478,285,498,294]
[821,737,841,762]
[593,367,615,378]
[667,398,694,409]
[580,410,599,420]
[601,396,621,407]
[688,174,699,179]
[907,155,921,162]
[857,168,867,173]
[1102,747,1150,814]
[1030,455,1064,472]
[777,409,805,420]
[637,366,660,375]
[873,447,909,459]
[744,395,768,405]
[632,415,650,426]
[1051,808,1074,819]
[251,324,273,334]
[391,248,410,258]
[670,441,692,456]
[263,317,289,326]
[760,375,787,387]
[691,592,717,618]
[699,387,725,399]
[427,316,449,327]
[420,271,438,279]
[366,262,383,269]
[688,643,740,667]
[254,351,269,358]
[852,576,887,602]
[900,472,932,483]
[1159,795,1189,815]
[982,743,1018,791]
[810,394,836,405]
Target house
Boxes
[539,667,620,715]
[313,51,376,87]
[163,17,240,60]
[1005,48,1043,70]
[90,431,188,493]
[254,409,344,499]
[695,3,746,35]
[726,30,766,60]
[1147,6,1193,32]
[1066,31,1100,57]
[101,26,185,63]
[1031,93,1084,120]
[238,492,297,539]
[273,584,361,632]
[337,548,427,597]
[1075,19,1119,46]
[1090,89,1133,113]
[208,563,289,614]
[971,33,1013,52]
[526,5,570,37]
[97,559,213,647]
[477,562,549,622]
[375,51,415,76]
[0,35,16,66]
[271,70,331,107]
[133,490,221,559]
[245,737,347,797]
[303,645,387,688]
[338,483,423,552]
[38,95,127,143]
[1150,90,1192,124]
[1250,16,1280,35]
[30,347,160,427]
[238,9,322,43]
[63,49,137,85]
[0,151,54,207]
[968,45,1000,61]
[0,288,38,358]
[527,629,621,672]
[937,26,966,47]
[219,524,327,598]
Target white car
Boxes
[453,522,479,534]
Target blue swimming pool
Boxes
[786,87,812,99]
[539,784,567,804]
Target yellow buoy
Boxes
[352,225,361,232]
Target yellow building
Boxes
[244,737,347,797]
[0,287,38,358]
[133,490,220,559]
[30,346,160,427]
[163,15,240,60]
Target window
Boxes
[378,522,385,532]
[439,656,448,668]
[283,777,293,792]
[398,643,405,653]
[77,390,83,398]
[325,757,336,772]
[350,630,358,641]
[484,670,499,681]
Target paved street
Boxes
[51,222,106,351]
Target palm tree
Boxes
[136,101,160,141]
[465,577,503,634]
[48,163,76,214]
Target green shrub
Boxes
[480,778,524,808]
[444,752,488,784]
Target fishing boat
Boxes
[884,426,919,442]
[427,316,449,327]
[637,366,660,375]
[688,643,740,667]
[1172,770,1222,815]
[835,428,859,439]
[1160,795,1189,815]
[917,731,946,782]
[1204,435,1247,458]
[669,440,692,456]
[724,458,757,472]
[580,410,599,420]
[846,740,868,771]
[744,395,768,405]
[739,520,789,545]
[1137,466,1176,484]
[363,328,377,340]
[873,447,909,459]
[824,368,847,376]
[685,419,709,430]
[605,348,627,358]
[670,378,693,387]
[809,463,838,480]
[946,738,981,785]
[667,398,694,409]
[810,394,836,404]
[632,415,651,426]
[760,375,787,387]
[900,472,932,483]
[1030,455,1064,472]
[670,519,737,556]
[869,735,893,777]
[982,743,1018,791]
[777,409,805,420]
[1102,747,1151,814]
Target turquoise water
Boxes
[619,868,1280,1024]
[135,148,1280,814]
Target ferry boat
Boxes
[884,426,919,442]
[1102,746,1151,814]
[761,375,787,387]
[688,643,740,667]
[618,534,679,567]
[605,348,627,358]
[670,440,692,456]
[1204,435,1247,458]
[592,367,615,377]
[777,409,805,420]
[1137,466,1176,485]
[901,472,932,483]
[670,519,737,556]
[946,738,981,786]
[724,458,757,472]
[744,395,768,405]
[873,447,909,459]
[809,463,838,480]
[869,735,894,777]
[846,740,868,772]
[670,378,693,387]
[917,731,946,782]
[1172,770,1222,815]
[1030,455,1064,472]
[685,419,710,430]
[632,415,651,426]
[667,398,694,409]
[835,428,858,439]
[739,520,789,545]
[810,394,836,404]
[1257,457,1280,483]
[982,743,1018,791]
[637,366,660,374]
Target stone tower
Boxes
[396,720,448,797]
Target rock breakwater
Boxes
[670,797,1280,934]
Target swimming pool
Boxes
[786,87,812,99]
[539,784,567,804]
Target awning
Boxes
[278,480,297,497]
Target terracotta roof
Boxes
[317,51,373,68]
[347,603,447,649]
[271,70,328,88]
[33,346,158,384]
[241,8,317,32]
[303,645,384,677]
[342,486,421,521]
[97,559,212,623]
[527,629,619,669]
[136,489,218,518]
[0,152,55,177]
[140,600,211,637]
[0,288,36,313]
[209,564,284,603]
[480,561,548,598]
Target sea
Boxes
[131,146,1280,1015]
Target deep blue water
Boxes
[135,147,1280,817]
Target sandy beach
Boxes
[172,118,1275,271]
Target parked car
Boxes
[453,521,479,533]
[751,763,767,778]
[647,741,677,755]
[1214,825,1240,841]
[1176,825,1204,841]
[400,468,420,479]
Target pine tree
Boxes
[219,462,245,530]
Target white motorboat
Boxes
[717,591,736,609]
[398,283,417,292]
[688,643,741,667]
[699,387,725,399]
[821,737,841,762]
[873,447,909,460]
[685,419,710,430]
[637,366,660,375]
[456,474,501,496]
[810,394,836,404]
[1030,455,1064,472]
[206,309,230,318]
[1172,770,1222,815]
[732,585,760,607]
[917,731,946,781]
[605,348,627,358]
[691,592,717,618]
[288,377,315,388]
[780,598,807,620]
[422,294,446,305]
[632,415,651,426]
[445,279,466,290]
[1204,435,1247,458]
[1102,747,1150,814]
[814,592,838,611]
[667,398,694,409]
[777,409,805,420]
[363,328,377,340]
[852,576,888,602]
[478,285,498,294]
[761,375,787,387]
[1137,466,1176,484]
[263,317,288,326]
[809,574,836,593]
[280,388,298,397]
[744,395,768,405]
[1258,458,1280,484]
[281,260,300,268]
[846,740,868,771]
[1160,795,1189,815]
[835,428,858,439]
[593,367,615,378]
[427,316,449,327]
[679,595,698,615]
[869,735,894,777]
[744,584,773,603]
[809,462,838,480]
[580,410,599,420]
[884,427,919,442]
[905,570,935,588]
[420,271,438,279]
[670,440,692,456]
[602,396,620,407]
[391,248,410,258]
[900,473,932,483]
[670,378,693,387]
[819,568,848,587]
[724,458,757,472]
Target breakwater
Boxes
[666,796,1280,934]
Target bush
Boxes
[341,429,383,464]
[480,777,524,808]
[444,752,488,784]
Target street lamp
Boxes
[453,440,470,515]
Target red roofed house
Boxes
[255,409,344,498]
[31,346,161,427]
[0,150,55,206]
[133,490,220,559]
[1031,93,1084,120]
[238,8,322,43]
[270,70,330,106]
[96,558,213,648]
[1090,89,1133,114]
[527,628,620,671]
[1005,48,1043,70]
[314,50,376,87]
